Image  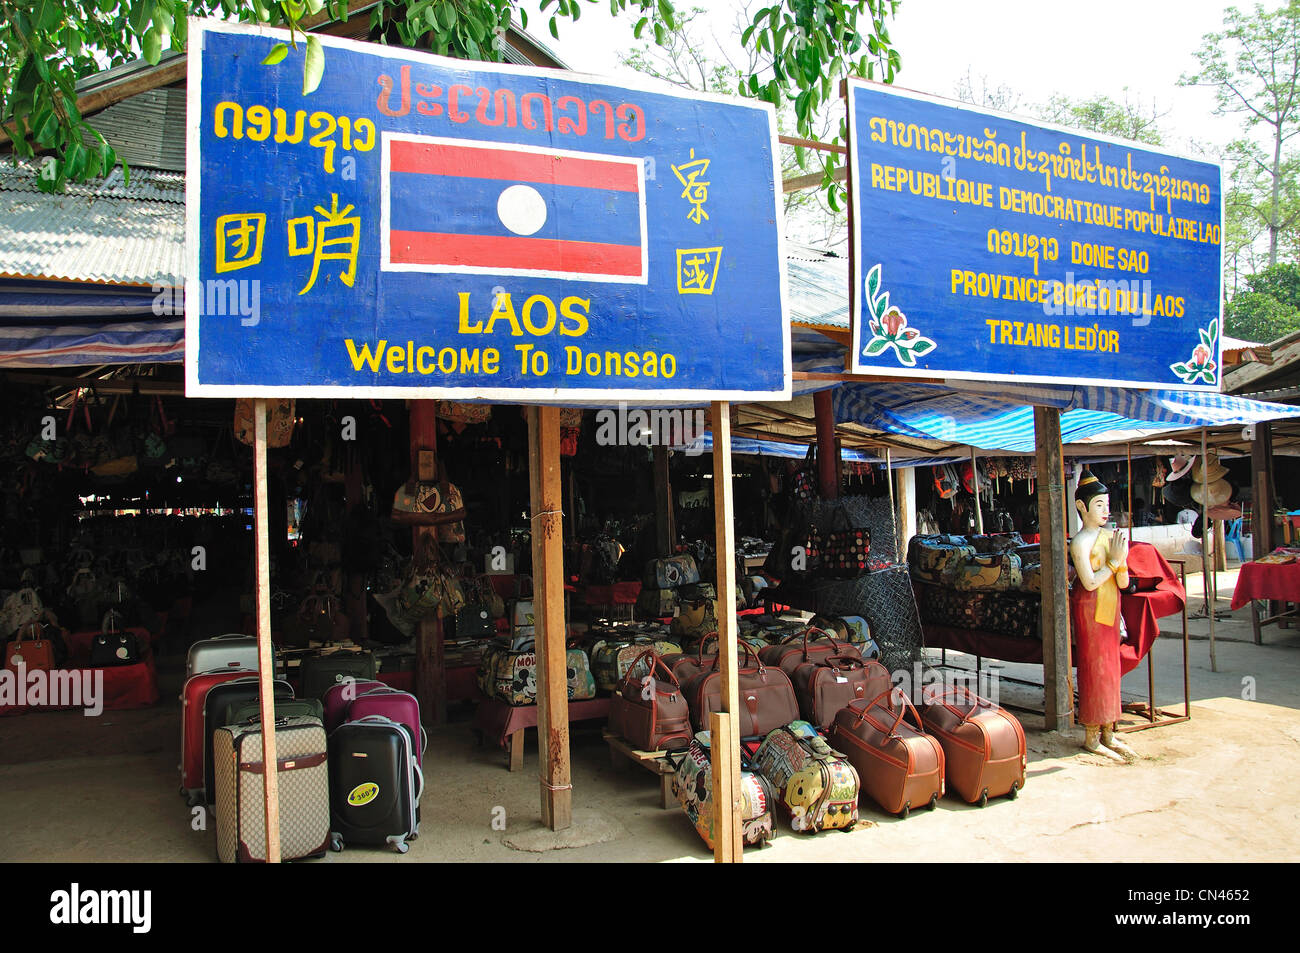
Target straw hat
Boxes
[1192,451,1228,483]
[1191,478,1232,507]
[1166,455,1194,481]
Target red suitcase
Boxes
[758,627,861,678]
[322,678,386,733]
[790,655,892,729]
[919,686,1026,806]
[828,690,945,818]
[179,669,255,806]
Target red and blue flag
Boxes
[383,135,647,282]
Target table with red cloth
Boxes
[65,626,157,665]
[1230,557,1300,644]
[0,642,160,717]
[1118,544,1186,676]
[474,695,611,771]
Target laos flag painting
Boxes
[383,135,648,283]
[185,19,789,402]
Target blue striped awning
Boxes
[0,282,183,366]
[833,380,1300,453]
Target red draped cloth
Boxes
[1118,544,1186,676]
[1230,560,1300,610]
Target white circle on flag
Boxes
[497,184,547,236]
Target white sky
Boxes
[523,0,1245,157]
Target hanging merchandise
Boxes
[391,480,467,526]
[559,407,584,428]
[234,397,296,448]
[932,464,959,500]
[435,400,492,425]
[822,506,871,578]
[560,427,580,456]
[789,445,819,502]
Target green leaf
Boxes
[863,337,889,357]
[866,263,881,301]
[262,42,289,65]
[438,1,456,29]
[911,339,935,356]
[657,0,675,31]
[129,0,156,34]
[303,34,324,95]
[896,347,917,367]
[550,15,560,39]
[305,0,325,13]
[874,291,889,320]
[635,16,649,39]
[32,0,62,31]
[1199,328,1210,348]
[1170,362,1190,377]
[142,26,163,65]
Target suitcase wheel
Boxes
[1007,781,1019,801]
[898,801,910,819]
[387,835,409,854]
[928,793,939,811]
[977,788,989,808]
[329,833,343,853]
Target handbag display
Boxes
[828,690,945,817]
[391,481,467,526]
[789,445,818,503]
[681,642,801,738]
[452,602,495,640]
[5,622,55,673]
[90,629,142,667]
[434,400,492,424]
[0,587,42,637]
[609,649,693,752]
[790,654,892,729]
[758,627,861,678]
[477,640,596,706]
[822,506,870,577]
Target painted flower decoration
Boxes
[1170,319,1218,386]
[861,264,936,368]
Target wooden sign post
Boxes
[528,406,572,831]
[252,399,282,863]
[710,401,743,862]
[1034,406,1073,732]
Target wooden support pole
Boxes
[1251,423,1275,556]
[1034,407,1072,732]
[653,443,675,556]
[1202,428,1217,673]
[528,406,572,831]
[409,401,446,726]
[969,446,984,534]
[1126,443,1133,545]
[710,400,742,862]
[813,389,839,500]
[885,448,900,562]
[252,399,281,864]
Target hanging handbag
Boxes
[822,506,871,577]
[435,400,492,425]
[790,445,818,503]
[233,397,296,448]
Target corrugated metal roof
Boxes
[84,87,187,173]
[0,159,185,286]
[786,244,849,329]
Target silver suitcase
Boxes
[187,634,265,678]
[213,715,330,863]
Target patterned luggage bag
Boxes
[671,731,776,850]
[609,650,693,752]
[203,676,294,806]
[828,690,945,817]
[299,651,377,700]
[180,669,256,805]
[670,598,717,643]
[590,638,680,693]
[213,715,330,863]
[919,686,1026,805]
[644,554,700,589]
[478,643,596,705]
[944,552,1023,591]
[758,627,861,678]
[753,721,860,833]
[328,715,423,854]
[790,655,892,729]
[681,642,801,739]
[322,678,386,733]
[635,588,678,619]
[907,535,977,584]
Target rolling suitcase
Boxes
[671,730,776,850]
[329,715,423,854]
[828,690,945,818]
[213,715,330,863]
[753,720,860,833]
[203,676,293,805]
[681,642,800,739]
[322,678,386,733]
[758,627,861,678]
[345,687,426,765]
[919,686,1026,806]
[227,697,325,726]
[789,655,892,729]
[187,634,263,678]
[180,669,256,806]
[299,651,376,700]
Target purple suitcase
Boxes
[346,687,426,765]
[322,678,386,734]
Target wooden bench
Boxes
[602,729,677,809]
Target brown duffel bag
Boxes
[609,650,693,753]
[664,631,720,683]
[918,686,1026,806]
[681,642,800,739]
[790,654,892,729]
[758,627,860,678]
[828,689,945,818]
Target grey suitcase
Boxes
[187,634,264,679]
[213,715,330,863]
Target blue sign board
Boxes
[185,20,790,400]
[847,80,1223,390]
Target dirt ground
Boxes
[2,568,1297,863]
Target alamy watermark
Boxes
[594,403,706,456]
[0,663,103,715]
[153,278,261,327]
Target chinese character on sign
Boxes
[215,212,266,272]
[672,148,711,225]
[676,247,723,295]
[287,194,362,296]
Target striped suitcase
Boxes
[213,715,330,863]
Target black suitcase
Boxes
[328,715,422,854]
[299,651,377,700]
[203,675,293,804]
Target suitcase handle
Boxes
[618,649,682,695]
[853,688,924,739]
[930,684,989,723]
[707,640,764,675]
[823,654,865,673]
